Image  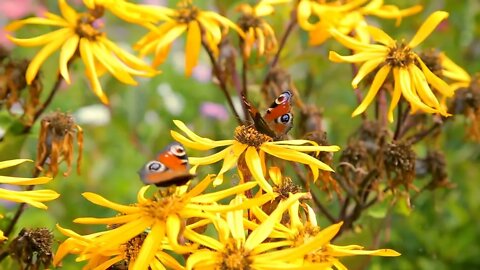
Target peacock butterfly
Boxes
[138,142,195,187]
[243,90,294,139]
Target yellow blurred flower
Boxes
[251,200,400,269]
[6,0,156,104]
[170,120,340,193]
[329,11,454,122]
[0,159,59,209]
[54,225,183,269]
[135,0,245,76]
[297,0,422,46]
[440,53,471,91]
[70,175,273,270]
[236,0,290,57]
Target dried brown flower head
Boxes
[0,54,43,125]
[419,49,443,78]
[383,141,416,189]
[36,112,83,177]
[9,228,53,270]
[417,150,453,189]
[450,74,480,141]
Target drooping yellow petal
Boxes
[91,42,138,85]
[352,58,384,88]
[6,17,68,31]
[214,142,248,185]
[397,67,437,113]
[0,189,59,209]
[73,214,141,225]
[132,223,165,270]
[409,64,440,108]
[184,228,223,251]
[7,28,71,47]
[440,53,471,82]
[59,35,79,84]
[352,64,391,117]
[166,215,198,254]
[245,146,274,194]
[173,120,234,148]
[79,38,109,104]
[185,20,202,76]
[387,73,402,122]
[408,11,449,48]
[191,182,257,203]
[329,28,387,51]
[25,29,72,83]
[417,56,454,97]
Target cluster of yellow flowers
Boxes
[3,0,476,269]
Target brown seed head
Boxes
[234,125,272,148]
[9,228,53,269]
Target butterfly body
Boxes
[243,90,294,139]
[138,142,195,187]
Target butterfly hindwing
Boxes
[138,142,195,187]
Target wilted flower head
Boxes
[36,112,83,177]
[9,228,54,270]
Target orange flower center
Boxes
[75,14,104,40]
[175,1,199,24]
[234,125,272,148]
[386,41,416,67]
[218,238,252,270]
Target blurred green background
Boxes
[1,0,479,269]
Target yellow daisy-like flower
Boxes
[0,159,59,209]
[297,0,422,45]
[70,175,274,270]
[236,0,290,57]
[251,200,399,269]
[6,0,156,104]
[185,193,323,270]
[329,11,454,122]
[170,120,340,194]
[54,225,183,270]
[135,0,245,76]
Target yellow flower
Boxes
[54,225,184,269]
[329,11,454,122]
[170,120,340,194]
[297,0,422,45]
[251,200,400,269]
[236,0,290,57]
[70,175,274,270]
[135,0,245,76]
[185,193,320,270]
[0,159,59,209]
[440,53,471,91]
[6,0,156,104]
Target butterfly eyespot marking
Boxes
[170,144,186,157]
[146,161,166,172]
[275,91,292,105]
[277,113,292,124]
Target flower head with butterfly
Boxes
[171,91,340,194]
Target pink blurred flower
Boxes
[200,102,229,121]
[192,63,212,83]
[0,0,45,19]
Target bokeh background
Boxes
[1,0,479,269]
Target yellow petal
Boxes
[79,38,109,104]
[408,11,449,48]
[81,192,138,214]
[0,175,51,185]
[329,28,387,51]
[166,215,198,254]
[0,159,32,169]
[188,147,231,167]
[197,16,222,45]
[172,120,234,148]
[91,42,138,85]
[366,25,395,46]
[186,250,220,270]
[387,74,402,122]
[297,0,314,30]
[7,28,72,47]
[101,36,155,72]
[155,24,188,55]
[184,228,223,251]
[59,35,79,84]
[245,193,305,251]
[397,67,436,113]
[245,147,274,194]
[201,11,245,38]
[191,182,257,203]
[409,64,440,108]
[0,189,59,209]
[6,17,68,31]
[417,56,454,97]
[262,144,335,172]
[440,53,471,82]
[58,0,78,25]
[329,51,387,64]
[25,29,72,83]
[185,20,202,76]
[352,58,384,88]
[132,223,165,270]
[73,214,141,225]
[214,142,248,184]
[352,64,391,117]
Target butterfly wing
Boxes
[138,142,195,187]
[263,90,294,137]
[242,93,277,138]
